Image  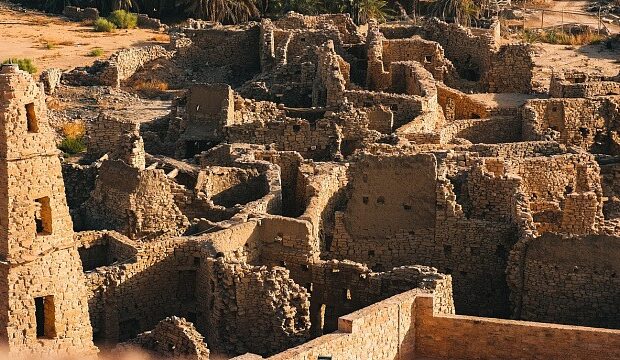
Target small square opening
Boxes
[35,295,56,339]
[26,103,38,133]
[34,197,52,236]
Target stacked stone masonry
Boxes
[3,7,620,360]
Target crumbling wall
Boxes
[505,153,603,234]
[63,46,172,87]
[330,152,519,316]
[83,237,203,344]
[177,24,261,80]
[199,258,311,356]
[522,98,619,153]
[550,71,620,98]
[80,160,189,239]
[63,6,99,21]
[119,316,210,359]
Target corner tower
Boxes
[0,65,96,357]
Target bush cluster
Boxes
[93,18,117,32]
[108,10,138,29]
[2,58,37,74]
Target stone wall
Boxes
[415,294,620,360]
[177,24,261,78]
[226,118,340,161]
[522,97,620,154]
[511,233,620,328]
[261,291,620,360]
[0,65,97,357]
[63,6,99,21]
[486,44,533,93]
[63,46,172,87]
[329,152,519,317]
[86,113,141,158]
[119,316,209,359]
[80,160,189,239]
[198,258,311,356]
[438,116,522,144]
[550,71,620,98]
[436,84,489,120]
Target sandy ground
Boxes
[530,41,620,91]
[524,0,620,34]
[0,2,169,74]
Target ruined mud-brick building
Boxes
[5,9,620,359]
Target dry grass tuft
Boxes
[133,79,169,92]
[149,34,170,42]
[41,38,76,50]
[62,121,86,139]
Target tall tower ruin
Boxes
[0,65,97,357]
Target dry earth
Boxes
[0,2,169,74]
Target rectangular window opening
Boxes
[35,295,56,339]
[35,197,52,236]
[26,103,39,133]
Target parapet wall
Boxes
[265,291,620,360]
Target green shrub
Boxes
[87,48,104,57]
[58,136,86,155]
[108,10,138,29]
[93,18,117,32]
[2,58,37,74]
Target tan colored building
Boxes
[0,64,97,357]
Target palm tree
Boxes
[428,0,480,26]
[176,0,260,23]
[355,0,390,24]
